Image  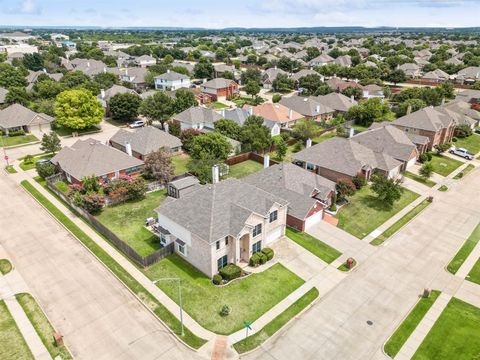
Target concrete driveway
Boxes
[244,167,480,360]
[0,173,201,359]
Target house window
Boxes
[177,242,187,256]
[216,241,220,250]
[225,236,229,245]
[160,233,167,246]
[269,210,278,223]
[217,255,228,271]
[252,224,262,237]
[252,241,262,254]
[306,163,315,171]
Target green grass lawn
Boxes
[384,290,441,358]
[20,180,206,349]
[453,164,475,180]
[286,228,341,264]
[336,186,420,239]
[19,153,54,171]
[208,102,229,109]
[454,134,480,155]
[466,258,480,285]
[5,165,17,174]
[269,143,299,162]
[54,181,69,194]
[311,131,336,144]
[95,190,166,257]
[0,300,34,360]
[371,199,431,246]
[351,124,370,132]
[54,125,100,137]
[438,185,448,192]
[143,254,305,335]
[226,160,263,179]
[171,153,190,175]
[338,258,357,272]
[233,287,319,353]
[0,135,38,147]
[429,154,463,177]
[403,171,436,187]
[0,259,13,275]
[447,223,480,274]
[412,297,480,360]
[16,293,72,359]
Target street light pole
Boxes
[153,277,184,336]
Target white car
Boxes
[449,147,474,160]
[129,120,145,129]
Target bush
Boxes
[436,143,451,154]
[258,252,267,265]
[219,264,242,281]
[352,175,366,189]
[419,152,433,163]
[67,183,84,197]
[249,253,260,267]
[126,177,147,200]
[36,162,56,179]
[212,274,222,285]
[272,94,282,103]
[220,305,231,317]
[292,141,304,153]
[23,154,34,164]
[81,193,105,214]
[261,247,274,261]
[279,132,290,141]
[8,129,25,137]
[454,124,473,139]
[452,137,458,142]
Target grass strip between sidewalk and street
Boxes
[370,199,431,246]
[286,227,341,264]
[15,293,73,359]
[384,290,441,358]
[466,258,480,285]
[20,180,207,350]
[0,259,13,275]
[0,300,34,360]
[447,223,480,275]
[453,164,475,180]
[233,287,319,354]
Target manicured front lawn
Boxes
[54,125,100,137]
[336,186,420,239]
[143,254,305,335]
[19,153,54,171]
[429,154,463,177]
[371,199,431,246]
[286,228,341,264]
[0,300,34,360]
[226,160,263,179]
[95,190,166,257]
[0,135,38,147]
[171,152,190,175]
[466,258,480,285]
[447,223,480,274]
[454,134,480,155]
[453,164,475,179]
[20,180,206,349]
[384,290,441,358]
[16,293,72,359]
[233,287,319,353]
[412,298,480,360]
[0,259,13,275]
[403,171,436,187]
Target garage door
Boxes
[405,157,417,170]
[265,226,283,245]
[304,210,323,230]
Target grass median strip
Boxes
[286,228,341,264]
[5,165,17,174]
[20,180,207,349]
[403,171,436,188]
[16,293,72,359]
[233,287,319,354]
[466,258,480,285]
[0,259,13,275]
[0,300,34,360]
[447,223,480,275]
[384,290,441,358]
[370,199,431,246]
[453,164,475,180]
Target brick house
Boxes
[200,78,239,101]
[280,96,335,122]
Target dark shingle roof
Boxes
[110,126,182,155]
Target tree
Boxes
[342,86,363,100]
[81,193,105,214]
[143,148,175,184]
[305,47,321,61]
[272,74,295,92]
[60,71,91,89]
[275,138,288,160]
[109,93,142,121]
[93,72,119,90]
[455,124,473,138]
[214,119,242,140]
[82,175,100,193]
[435,143,451,154]
[336,178,356,201]
[126,177,147,200]
[163,54,174,64]
[190,132,232,161]
[173,89,197,113]
[180,128,201,152]
[419,162,433,180]
[241,68,262,85]
[370,174,403,207]
[0,63,27,88]
[139,91,174,125]
[187,155,218,184]
[33,79,65,99]
[298,74,331,96]
[397,98,427,117]
[193,57,214,79]
[5,86,30,106]
[386,69,407,84]
[241,116,272,153]
[345,98,395,127]
[36,162,56,179]
[245,80,260,98]
[40,132,61,155]
[54,89,104,130]
[222,71,235,80]
[22,53,44,71]
[292,119,320,142]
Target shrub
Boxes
[352,175,366,189]
[219,264,242,281]
[23,154,34,164]
[261,247,274,261]
[126,177,147,200]
[279,132,290,141]
[8,129,25,137]
[220,305,231,317]
[71,191,84,207]
[67,183,84,197]
[436,143,451,154]
[82,175,100,193]
[249,253,260,267]
[81,193,105,214]
[452,137,458,142]
[258,252,267,265]
[272,94,282,103]
[419,153,428,163]
[454,124,473,138]
[36,162,56,179]
[103,177,129,195]
[212,274,222,285]
[292,141,304,153]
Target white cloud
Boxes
[20,0,39,14]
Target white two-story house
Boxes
[154,70,191,91]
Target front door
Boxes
[240,234,250,262]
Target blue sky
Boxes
[1,0,480,28]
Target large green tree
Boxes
[108,93,142,121]
[23,53,44,71]
[292,119,320,142]
[272,74,295,92]
[0,63,27,88]
[93,72,119,90]
[214,119,242,140]
[5,86,30,106]
[173,89,197,113]
[370,174,403,207]
[54,89,104,129]
[245,80,260,98]
[193,57,214,79]
[40,132,62,155]
[241,115,272,153]
[346,98,395,127]
[139,91,174,125]
[190,132,232,161]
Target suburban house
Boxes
[443,100,480,127]
[135,55,156,67]
[97,84,138,108]
[200,78,239,101]
[213,64,236,79]
[398,63,422,78]
[51,139,144,185]
[154,178,289,277]
[221,108,281,137]
[109,126,182,159]
[455,66,480,84]
[154,70,191,91]
[456,89,480,105]
[262,67,287,89]
[362,84,385,99]
[333,55,352,67]
[280,96,335,121]
[290,69,319,83]
[308,54,334,67]
[326,77,363,92]
[392,107,457,150]
[0,104,53,135]
[422,69,450,82]
[109,67,148,89]
[243,103,303,128]
[69,58,107,77]
[316,93,358,114]
[172,106,223,130]
[292,137,403,183]
[243,163,336,232]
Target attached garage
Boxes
[304,210,323,231]
[265,226,284,245]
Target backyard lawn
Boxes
[311,131,336,144]
[336,186,420,239]
[172,153,190,175]
[429,154,463,177]
[0,300,33,360]
[447,223,480,274]
[95,190,166,257]
[0,135,38,147]
[208,102,229,109]
[412,298,480,360]
[403,171,436,188]
[143,254,305,334]
[226,160,263,179]
[454,133,480,155]
[269,143,300,162]
[286,228,341,264]
[466,258,480,285]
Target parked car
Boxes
[449,147,474,160]
[475,128,480,134]
[129,120,145,129]
[35,159,51,165]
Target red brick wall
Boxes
[287,215,305,232]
